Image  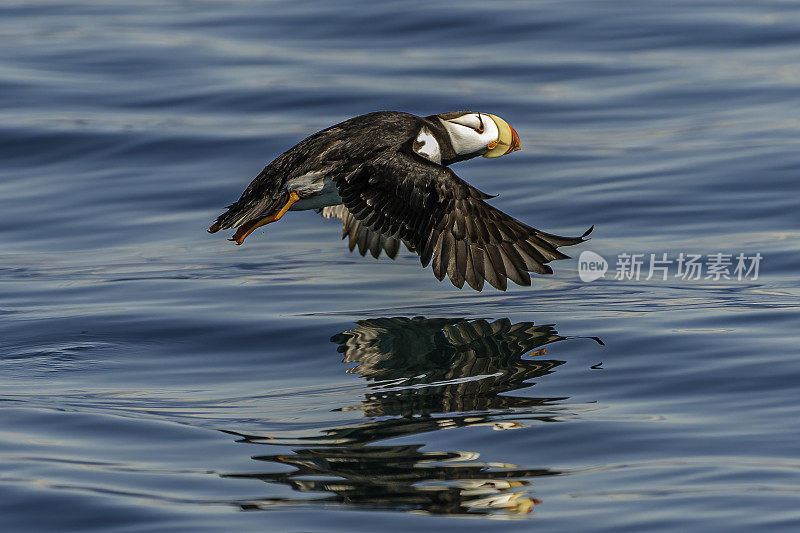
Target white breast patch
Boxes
[287,174,343,211]
[413,127,442,164]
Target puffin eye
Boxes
[476,114,485,133]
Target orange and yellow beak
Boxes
[483,114,522,158]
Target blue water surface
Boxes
[1,1,799,531]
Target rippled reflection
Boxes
[224,317,602,516]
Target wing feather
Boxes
[331,149,590,290]
[319,205,407,260]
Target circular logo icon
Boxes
[578,251,608,282]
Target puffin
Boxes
[209,111,591,291]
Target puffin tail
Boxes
[208,194,288,234]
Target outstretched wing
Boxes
[319,205,413,259]
[334,149,591,291]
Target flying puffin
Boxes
[209,111,591,291]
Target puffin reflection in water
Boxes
[209,111,591,290]
[223,317,603,516]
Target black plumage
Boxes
[210,111,591,291]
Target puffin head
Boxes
[436,111,521,162]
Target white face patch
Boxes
[412,126,442,164]
[439,112,500,156]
